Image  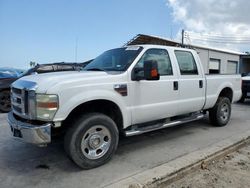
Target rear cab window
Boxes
[174,50,198,75]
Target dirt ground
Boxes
[166,143,250,188]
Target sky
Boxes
[167,0,250,52]
[0,0,250,69]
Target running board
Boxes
[125,113,205,137]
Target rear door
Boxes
[174,50,206,114]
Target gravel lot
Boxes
[167,143,250,188]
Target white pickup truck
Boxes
[8,45,241,169]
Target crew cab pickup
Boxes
[8,45,242,169]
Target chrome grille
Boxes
[242,80,250,90]
[12,87,22,95]
[12,105,22,113]
[11,87,29,117]
[10,80,37,119]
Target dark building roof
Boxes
[124,34,179,47]
[125,34,244,55]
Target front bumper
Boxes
[7,112,51,145]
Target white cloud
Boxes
[167,0,250,52]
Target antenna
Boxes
[170,25,173,40]
[75,37,78,62]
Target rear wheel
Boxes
[209,97,231,127]
[64,113,119,169]
[0,90,11,112]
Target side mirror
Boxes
[144,60,160,80]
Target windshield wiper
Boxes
[85,68,105,71]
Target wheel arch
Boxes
[62,99,124,133]
[218,87,233,102]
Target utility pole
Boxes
[181,29,185,47]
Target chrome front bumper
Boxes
[7,112,51,145]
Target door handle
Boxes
[199,80,203,88]
[173,81,178,90]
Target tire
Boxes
[64,113,119,169]
[0,90,11,113]
[238,93,246,103]
[209,97,231,127]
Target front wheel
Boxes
[209,97,231,127]
[64,113,119,169]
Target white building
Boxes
[125,34,245,74]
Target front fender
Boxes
[53,89,130,128]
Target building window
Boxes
[209,58,220,74]
[227,61,238,74]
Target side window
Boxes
[174,51,198,75]
[136,49,173,76]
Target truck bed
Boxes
[204,74,242,110]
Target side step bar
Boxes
[125,113,205,137]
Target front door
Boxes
[129,48,179,125]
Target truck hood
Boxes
[15,71,115,93]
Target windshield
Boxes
[84,46,143,71]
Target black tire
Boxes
[0,90,11,113]
[209,97,231,127]
[64,113,119,169]
[238,93,246,103]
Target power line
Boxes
[185,38,250,44]
[187,35,250,41]
[188,36,250,41]
[186,37,250,42]
[186,32,250,38]
[184,31,250,44]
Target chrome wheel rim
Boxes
[81,125,111,160]
[220,103,230,121]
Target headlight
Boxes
[36,94,59,120]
